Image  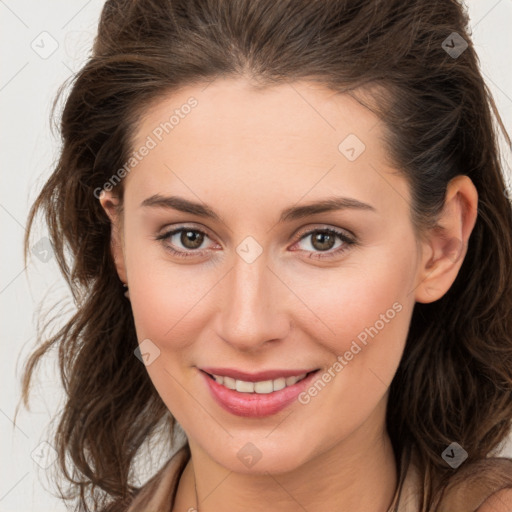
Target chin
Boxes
[205,435,317,475]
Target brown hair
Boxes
[20,0,512,510]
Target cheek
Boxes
[125,235,225,371]
[124,243,212,415]
[293,246,416,377]
[128,261,211,344]
[291,253,415,440]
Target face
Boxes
[100,77,464,474]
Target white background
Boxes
[1,1,512,510]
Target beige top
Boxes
[125,444,512,512]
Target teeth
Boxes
[285,375,300,386]
[213,374,225,385]
[272,377,286,391]
[222,376,236,389]
[236,380,254,393]
[254,380,273,393]
[211,373,308,394]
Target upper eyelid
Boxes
[158,224,215,242]
[294,225,355,240]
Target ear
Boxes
[99,190,128,284]
[414,175,478,304]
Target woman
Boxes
[20,0,512,511]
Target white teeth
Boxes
[254,380,273,394]
[211,373,308,394]
[223,376,236,390]
[273,377,286,391]
[236,380,254,393]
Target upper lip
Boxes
[199,367,319,382]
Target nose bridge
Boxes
[217,250,288,350]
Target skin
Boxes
[100,77,478,512]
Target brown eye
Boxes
[180,229,204,249]
[155,226,215,258]
[310,231,336,251]
[292,227,356,260]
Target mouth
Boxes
[199,368,322,417]
[201,369,317,394]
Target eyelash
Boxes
[155,225,356,260]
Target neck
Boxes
[173,423,398,512]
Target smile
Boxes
[199,368,321,417]
[206,372,309,394]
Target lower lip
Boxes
[200,369,320,418]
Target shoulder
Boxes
[125,444,190,512]
[440,456,512,512]
[476,488,512,512]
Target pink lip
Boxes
[200,367,317,382]
[199,368,320,418]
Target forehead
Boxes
[125,78,409,218]
[132,78,380,159]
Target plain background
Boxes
[1,1,512,511]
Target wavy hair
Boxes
[20,0,512,510]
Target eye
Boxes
[155,226,217,258]
[155,225,356,260]
[291,227,356,259]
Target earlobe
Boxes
[414,175,478,304]
[98,191,128,285]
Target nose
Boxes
[215,251,291,352]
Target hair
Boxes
[19,0,512,511]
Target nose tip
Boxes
[214,258,290,351]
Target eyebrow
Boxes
[140,194,376,223]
